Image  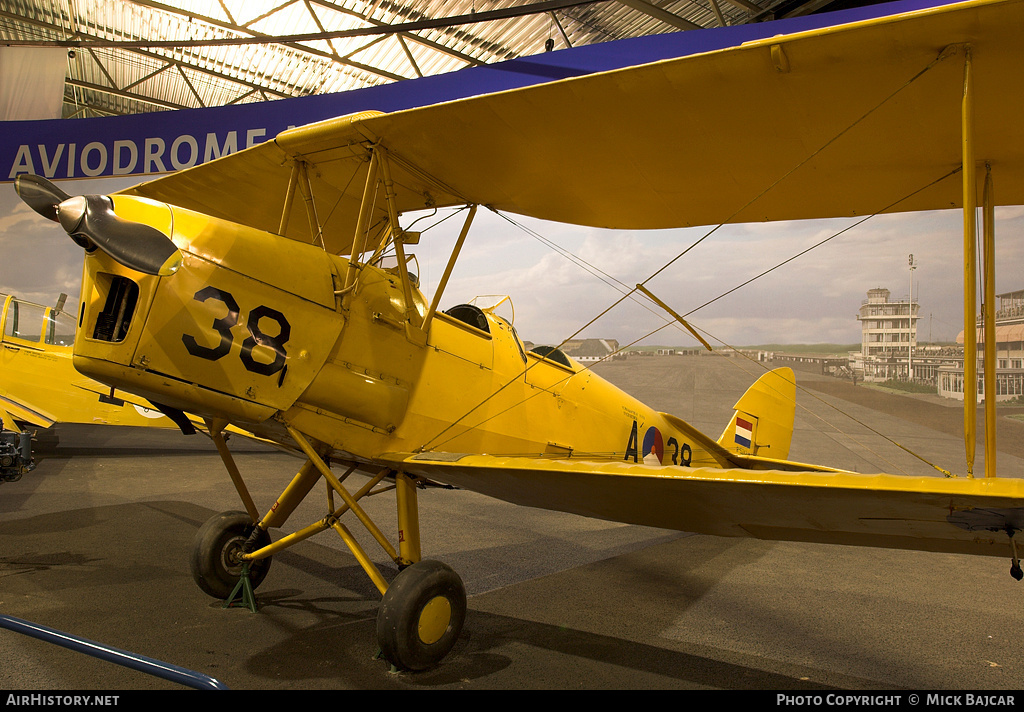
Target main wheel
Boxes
[376,559,467,671]
[190,511,272,599]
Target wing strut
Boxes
[961,46,999,479]
[344,147,381,291]
[962,45,978,477]
[983,163,997,478]
[277,160,300,237]
[378,148,420,328]
[422,205,477,334]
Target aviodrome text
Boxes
[7,129,268,180]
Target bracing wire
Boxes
[416,47,957,455]
[419,165,965,466]
[682,165,963,320]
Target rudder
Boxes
[717,367,796,459]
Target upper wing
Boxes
[123,0,1024,252]
[383,452,1024,558]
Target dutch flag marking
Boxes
[734,416,753,449]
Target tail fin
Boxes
[717,367,796,460]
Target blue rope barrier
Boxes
[0,614,228,690]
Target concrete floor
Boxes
[2,355,1024,690]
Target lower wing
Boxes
[382,452,1024,559]
[0,393,56,430]
[0,380,172,430]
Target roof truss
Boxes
[0,0,850,118]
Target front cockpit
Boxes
[1,293,76,350]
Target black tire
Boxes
[376,559,467,671]
[190,511,272,599]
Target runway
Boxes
[2,355,1024,690]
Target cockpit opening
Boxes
[443,304,489,333]
[529,345,572,368]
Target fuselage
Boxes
[70,195,713,471]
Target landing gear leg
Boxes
[1010,535,1022,581]
[200,422,466,669]
[374,471,466,670]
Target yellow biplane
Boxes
[0,291,179,482]
[0,292,175,434]
[12,0,1024,671]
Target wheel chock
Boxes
[373,648,400,674]
[224,563,258,612]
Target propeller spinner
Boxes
[15,174,182,277]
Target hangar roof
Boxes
[0,0,884,118]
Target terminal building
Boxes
[851,288,920,381]
[846,285,1024,401]
[938,289,1024,401]
[849,287,958,386]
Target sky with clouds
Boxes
[2,175,1023,350]
[409,203,1024,349]
[2,177,1024,352]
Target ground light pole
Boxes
[909,254,916,381]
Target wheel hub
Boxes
[220,535,247,576]
[417,595,452,645]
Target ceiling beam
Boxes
[718,0,763,13]
[549,11,574,48]
[0,9,304,101]
[708,0,729,27]
[65,79,191,111]
[123,0,408,82]
[781,0,838,18]
[614,0,703,31]
[308,0,489,66]
[12,0,614,50]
